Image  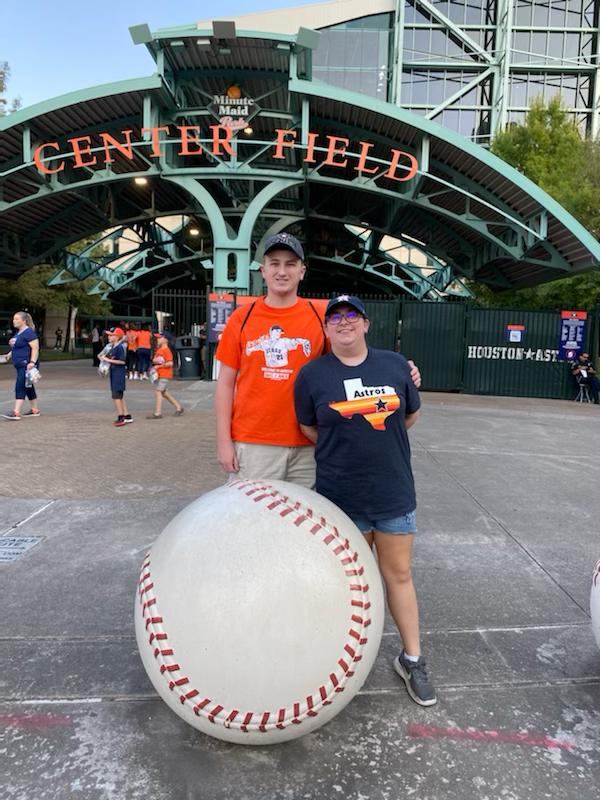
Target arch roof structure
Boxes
[1,22,599,300]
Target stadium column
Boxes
[169,175,301,294]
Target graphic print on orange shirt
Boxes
[329,377,400,430]
[245,325,312,380]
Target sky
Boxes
[2,0,317,109]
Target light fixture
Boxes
[189,227,200,236]
[243,126,253,135]
[134,177,148,186]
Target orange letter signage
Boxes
[33,142,64,175]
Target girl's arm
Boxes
[299,424,318,444]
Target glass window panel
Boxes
[531,32,547,60]
[413,28,431,59]
[428,75,446,105]
[458,109,477,137]
[532,2,549,26]
[549,3,567,27]
[565,0,585,25]
[465,1,485,25]
[512,32,531,63]
[548,32,565,62]
[514,1,533,26]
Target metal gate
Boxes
[152,290,207,336]
[399,301,466,391]
[399,301,597,399]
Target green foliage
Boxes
[475,96,600,309]
[0,234,112,316]
[0,61,21,116]
[12,264,111,315]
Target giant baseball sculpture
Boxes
[591,559,600,651]
[135,479,385,744]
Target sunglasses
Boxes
[326,310,363,325]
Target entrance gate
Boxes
[152,288,598,400]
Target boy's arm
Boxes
[215,363,239,473]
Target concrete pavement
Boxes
[1,360,599,799]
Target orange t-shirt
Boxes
[216,297,326,446]
[137,329,152,349]
[154,345,174,379]
[126,330,138,350]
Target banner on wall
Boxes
[558,310,587,361]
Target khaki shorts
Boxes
[232,442,315,488]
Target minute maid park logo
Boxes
[329,378,400,431]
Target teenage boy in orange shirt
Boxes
[147,332,184,419]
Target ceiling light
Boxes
[134,177,148,186]
[189,227,200,236]
[243,126,253,135]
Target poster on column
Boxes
[208,293,235,344]
[558,310,587,361]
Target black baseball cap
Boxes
[263,232,304,260]
[325,295,368,318]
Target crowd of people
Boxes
[1,317,185,426]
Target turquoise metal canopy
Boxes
[1,22,599,300]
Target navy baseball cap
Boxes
[263,232,304,260]
[325,295,368,318]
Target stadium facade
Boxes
[216,0,600,143]
[0,1,599,304]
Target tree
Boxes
[0,235,112,350]
[0,61,22,116]
[476,96,600,309]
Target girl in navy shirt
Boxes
[295,296,436,707]
[1,311,40,420]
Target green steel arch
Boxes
[1,22,599,300]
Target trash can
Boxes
[175,336,202,380]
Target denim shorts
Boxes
[349,509,417,535]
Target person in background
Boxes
[570,351,600,404]
[54,326,63,350]
[198,322,208,378]
[136,324,152,381]
[294,295,436,707]
[99,327,133,427]
[126,323,139,380]
[1,311,41,420]
[147,332,184,419]
[91,323,102,366]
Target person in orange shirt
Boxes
[125,323,139,380]
[147,332,184,419]
[136,324,152,380]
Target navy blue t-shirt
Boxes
[11,327,39,367]
[109,343,127,392]
[294,348,421,518]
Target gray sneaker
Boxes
[393,651,437,706]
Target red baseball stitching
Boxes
[138,479,374,734]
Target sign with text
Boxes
[505,324,525,343]
[558,310,587,361]
[208,293,235,343]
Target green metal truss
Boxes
[1,23,600,299]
